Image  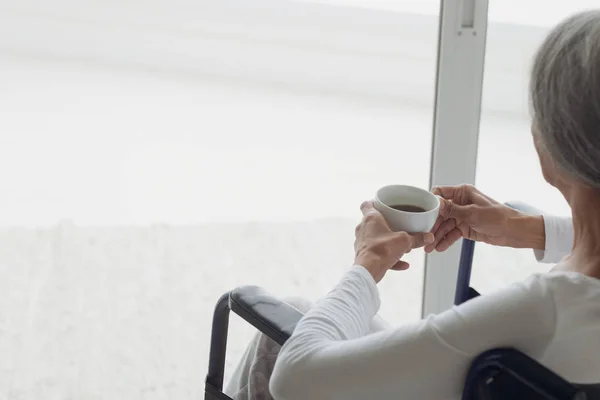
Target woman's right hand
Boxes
[424,184,545,253]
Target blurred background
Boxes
[0,0,595,398]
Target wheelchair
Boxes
[205,202,600,400]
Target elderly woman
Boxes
[226,10,600,400]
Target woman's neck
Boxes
[563,186,600,279]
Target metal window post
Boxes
[423,0,489,316]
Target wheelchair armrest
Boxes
[463,348,583,400]
[206,286,303,395]
[229,285,304,346]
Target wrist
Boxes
[354,253,384,283]
[506,214,545,250]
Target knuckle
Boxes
[363,213,378,223]
[443,219,456,233]
[457,183,475,196]
[368,239,391,256]
[410,237,424,249]
[395,232,412,247]
[445,201,456,218]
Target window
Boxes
[0,0,441,395]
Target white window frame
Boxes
[423,0,489,316]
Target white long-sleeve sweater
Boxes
[270,215,600,400]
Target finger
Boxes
[425,216,452,252]
[391,260,410,270]
[434,184,493,207]
[355,223,361,237]
[430,214,444,233]
[432,185,461,200]
[437,198,454,219]
[435,228,463,252]
[360,200,377,216]
[439,199,477,223]
[432,184,479,200]
[433,218,457,244]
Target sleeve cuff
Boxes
[534,215,573,263]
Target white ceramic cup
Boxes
[373,185,440,233]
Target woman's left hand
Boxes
[354,201,434,283]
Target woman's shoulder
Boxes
[462,271,600,316]
[528,270,600,306]
[532,270,600,288]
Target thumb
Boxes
[407,231,435,249]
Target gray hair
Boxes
[530,10,600,188]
